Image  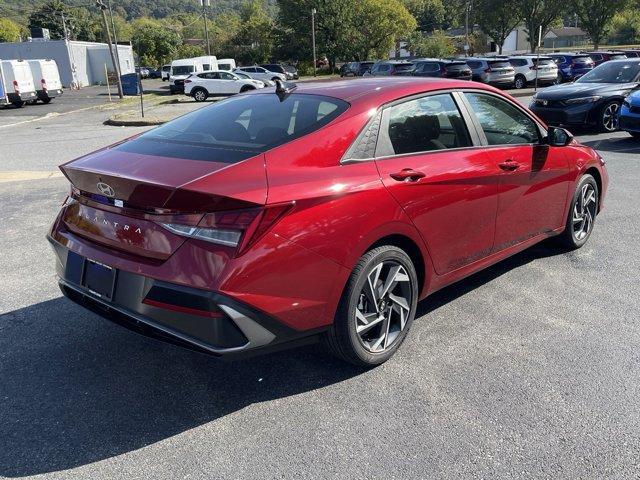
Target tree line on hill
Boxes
[0,0,639,72]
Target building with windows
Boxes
[0,39,134,88]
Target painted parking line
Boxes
[0,171,64,183]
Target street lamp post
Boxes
[311,8,317,77]
[201,0,211,56]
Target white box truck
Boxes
[28,59,63,103]
[0,59,37,107]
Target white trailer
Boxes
[0,59,37,107]
[27,59,63,103]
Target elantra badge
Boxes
[97,182,115,198]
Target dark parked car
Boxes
[261,64,295,80]
[366,60,414,76]
[410,59,472,80]
[584,51,627,66]
[48,77,607,366]
[147,67,161,79]
[549,53,595,83]
[618,89,640,138]
[340,61,375,77]
[622,49,640,58]
[530,58,640,132]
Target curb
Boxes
[104,116,168,127]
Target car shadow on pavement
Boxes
[0,297,364,477]
[581,136,640,154]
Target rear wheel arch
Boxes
[366,234,427,298]
[240,85,255,93]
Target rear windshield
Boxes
[489,61,511,69]
[445,62,469,70]
[572,56,593,64]
[172,65,194,75]
[533,58,555,66]
[116,93,349,163]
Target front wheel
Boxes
[556,174,599,250]
[12,100,24,108]
[600,101,620,132]
[323,245,418,367]
[630,131,640,140]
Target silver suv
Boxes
[509,56,558,89]
[466,58,515,87]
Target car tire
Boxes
[556,174,599,250]
[323,245,418,367]
[630,131,640,140]
[271,77,281,82]
[599,100,620,132]
[41,97,52,104]
[192,88,208,102]
[514,74,527,89]
[12,100,24,108]
[169,86,176,94]
[239,85,255,93]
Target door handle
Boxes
[498,160,520,171]
[390,168,426,182]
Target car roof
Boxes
[245,77,503,114]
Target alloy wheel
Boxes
[355,261,413,353]
[194,90,207,102]
[572,183,597,241]
[602,102,620,132]
[515,76,525,89]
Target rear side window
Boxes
[379,64,391,72]
[464,92,539,145]
[533,58,555,67]
[510,59,528,67]
[418,62,439,72]
[573,56,593,64]
[395,64,414,72]
[116,94,349,163]
[378,93,471,156]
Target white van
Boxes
[28,59,63,103]
[217,58,237,71]
[169,56,218,93]
[0,59,37,107]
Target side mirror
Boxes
[547,126,573,146]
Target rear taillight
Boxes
[159,203,293,254]
[12,80,19,94]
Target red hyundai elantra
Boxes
[49,78,608,366]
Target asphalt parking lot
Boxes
[1,90,639,479]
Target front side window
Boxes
[576,61,640,83]
[464,92,539,145]
[380,93,471,156]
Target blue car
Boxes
[549,53,595,83]
[619,90,640,138]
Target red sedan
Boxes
[49,78,608,366]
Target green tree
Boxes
[573,0,631,49]
[353,0,417,59]
[131,18,181,66]
[474,0,522,54]
[277,0,359,69]
[27,1,101,41]
[0,17,22,42]
[407,30,455,57]
[402,0,445,31]
[520,0,567,53]
[231,0,275,63]
[609,8,640,44]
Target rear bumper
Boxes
[50,238,323,359]
[38,89,62,99]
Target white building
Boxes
[0,39,134,88]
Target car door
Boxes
[462,91,571,253]
[373,92,500,275]
[219,71,238,93]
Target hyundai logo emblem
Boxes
[97,182,115,198]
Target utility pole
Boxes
[464,1,470,56]
[107,0,122,78]
[311,8,317,77]
[201,0,211,55]
[96,0,123,98]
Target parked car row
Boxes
[0,58,62,108]
[339,51,636,91]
